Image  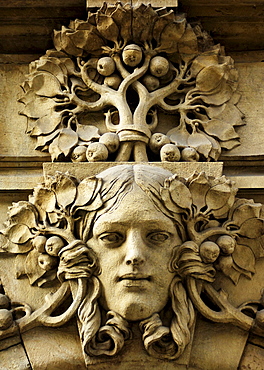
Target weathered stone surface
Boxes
[43,161,223,180]
[22,326,86,370]
[0,344,31,370]
[239,343,264,370]
[0,64,48,161]
[190,321,249,370]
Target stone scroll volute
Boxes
[0,164,264,367]
[19,3,244,163]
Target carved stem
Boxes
[186,277,253,331]
[187,219,237,245]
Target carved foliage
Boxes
[19,3,244,162]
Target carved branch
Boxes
[186,277,253,331]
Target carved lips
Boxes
[118,273,151,288]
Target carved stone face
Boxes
[88,184,182,321]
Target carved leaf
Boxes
[157,19,186,53]
[35,130,60,151]
[74,177,100,207]
[188,132,212,158]
[152,10,175,43]
[22,94,57,119]
[0,234,32,254]
[189,172,210,212]
[206,183,233,211]
[132,4,158,44]
[217,256,241,285]
[160,187,184,214]
[69,28,104,53]
[32,72,62,97]
[96,14,119,43]
[8,202,38,229]
[25,249,46,285]
[31,59,66,86]
[239,218,264,239]
[76,125,100,142]
[111,4,132,44]
[232,202,262,227]
[202,119,239,141]
[54,174,77,208]
[178,24,198,61]
[200,82,233,106]
[167,125,189,147]
[191,54,219,77]
[54,28,83,56]
[220,139,240,150]
[31,113,62,136]
[33,187,57,213]
[58,128,78,157]
[49,136,63,161]
[232,244,255,273]
[196,65,226,92]
[168,177,192,210]
[4,224,33,244]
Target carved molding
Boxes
[19,3,244,163]
[0,164,263,364]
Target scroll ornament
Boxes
[19,3,244,163]
[0,169,264,360]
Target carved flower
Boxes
[19,3,244,162]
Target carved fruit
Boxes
[97,57,116,76]
[256,309,264,329]
[122,44,142,67]
[216,235,236,255]
[181,147,200,162]
[32,235,47,253]
[104,74,122,90]
[0,294,10,309]
[86,142,108,162]
[71,146,87,162]
[215,255,233,271]
[160,144,181,162]
[200,241,220,263]
[142,74,160,92]
[149,56,170,77]
[149,133,171,154]
[99,133,120,153]
[38,254,58,271]
[0,309,13,330]
[45,236,65,256]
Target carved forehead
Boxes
[96,164,173,189]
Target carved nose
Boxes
[125,231,145,266]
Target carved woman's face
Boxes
[88,185,182,321]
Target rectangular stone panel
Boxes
[43,162,223,180]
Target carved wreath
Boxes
[19,3,244,162]
[0,169,264,360]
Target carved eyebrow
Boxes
[93,219,176,234]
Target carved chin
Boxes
[100,295,168,322]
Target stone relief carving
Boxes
[19,3,244,163]
[0,164,264,364]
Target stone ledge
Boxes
[43,162,224,180]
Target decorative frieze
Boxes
[19,3,244,163]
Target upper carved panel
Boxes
[19,3,244,163]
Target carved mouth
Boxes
[118,274,151,282]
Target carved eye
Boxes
[99,233,124,247]
[147,232,169,243]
